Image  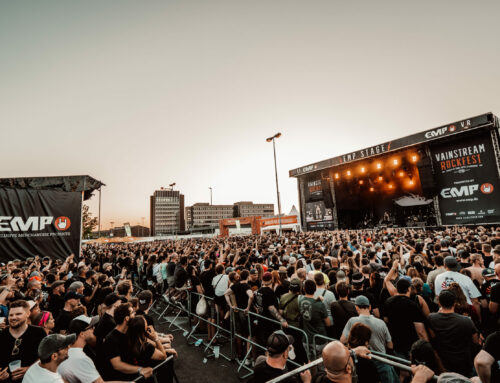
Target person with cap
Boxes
[348,272,379,318]
[22,333,75,383]
[248,330,311,383]
[383,274,428,363]
[428,290,479,377]
[48,280,66,319]
[58,315,126,383]
[434,254,481,316]
[340,295,397,383]
[0,300,47,382]
[94,293,121,349]
[54,291,84,334]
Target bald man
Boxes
[314,341,434,383]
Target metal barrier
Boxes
[133,355,176,383]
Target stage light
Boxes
[359,180,364,185]
[361,167,365,173]
[412,155,418,163]
[388,184,393,189]
[347,170,351,176]
[334,173,339,179]
[376,163,382,169]
[399,171,404,177]
[409,180,414,186]
[378,176,383,181]
[369,187,374,192]
[393,159,398,166]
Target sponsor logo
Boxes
[478,210,486,215]
[425,127,448,139]
[445,212,457,216]
[0,216,54,232]
[480,183,494,194]
[487,209,495,214]
[449,125,456,132]
[467,211,475,215]
[459,211,466,215]
[55,216,71,231]
[440,184,479,198]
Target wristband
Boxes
[138,367,143,376]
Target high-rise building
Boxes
[185,203,234,230]
[150,188,185,236]
[233,201,274,218]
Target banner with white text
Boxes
[0,189,82,261]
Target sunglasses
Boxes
[12,338,22,356]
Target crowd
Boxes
[0,226,499,383]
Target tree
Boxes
[82,204,98,238]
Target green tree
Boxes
[82,204,98,238]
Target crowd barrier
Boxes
[133,355,176,383]
[147,289,424,382]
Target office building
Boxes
[233,201,274,218]
[150,188,185,236]
[185,203,234,230]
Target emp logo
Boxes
[54,216,71,231]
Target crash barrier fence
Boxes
[150,290,422,381]
[133,355,176,383]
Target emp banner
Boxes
[0,189,82,261]
[432,133,500,225]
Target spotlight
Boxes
[393,159,398,166]
[378,176,383,181]
[388,184,393,189]
[399,171,404,177]
[412,155,418,163]
[369,187,374,192]
[361,167,365,173]
[376,163,382,169]
[347,170,351,176]
[334,173,339,179]
[359,180,364,185]
[409,180,414,186]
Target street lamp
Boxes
[266,132,282,236]
[209,187,212,205]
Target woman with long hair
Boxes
[126,315,169,367]
[33,311,55,335]
[447,282,479,323]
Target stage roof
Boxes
[289,112,498,178]
[0,175,105,201]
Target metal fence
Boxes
[150,289,429,383]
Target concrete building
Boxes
[233,201,274,218]
[185,203,234,230]
[150,189,185,236]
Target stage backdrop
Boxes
[0,189,82,261]
[432,133,500,225]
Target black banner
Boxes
[432,133,500,224]
[305,178,323,202]
[0,189,82,261]
[290,113,493,177]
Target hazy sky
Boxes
[1,1,499,229]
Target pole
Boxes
[209,187,212,205]
[272,138,282,236]
[98,187,101,238]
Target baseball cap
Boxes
[51,280,65,289]
[396,277,412,293]
[267,330,294,355]
[482,268,495,277]
[444,256,460,271]
[262,272,273,282]
[278,266,287,274]
[289,257,297,265]
[64,291,84,301]
[289,277,302,289]
[351,272,365,285]
[104,293,121,307]
[354,295,370,308]
[68,315,100,335]
[38,333,76,360]
[249,269,258,275]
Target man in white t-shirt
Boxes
[23,333,76,383]
[435,256,481,312]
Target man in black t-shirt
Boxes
[383,278,428,359]
[475,331,500,383]
[94,293,121,348]
[428,290,479,377]
[248,269,261,293]
[55,292,84,334]
[248,330,311,383]
[253,273,284,345]
[0,300,46,382]
[47,280,65,319]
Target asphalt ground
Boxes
[153,307,245,383]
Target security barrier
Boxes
[133,355,177,383]
[149,289,425,383]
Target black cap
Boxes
[351,272,365,285]
[104,293,120,307]
[64,291,84,301]
[38,334,76,360]
[267,330,294,355]
[68,315,100,335]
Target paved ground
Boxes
[154,309,245,383]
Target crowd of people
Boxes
[0,226,499,383]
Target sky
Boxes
[1,1,499,229]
